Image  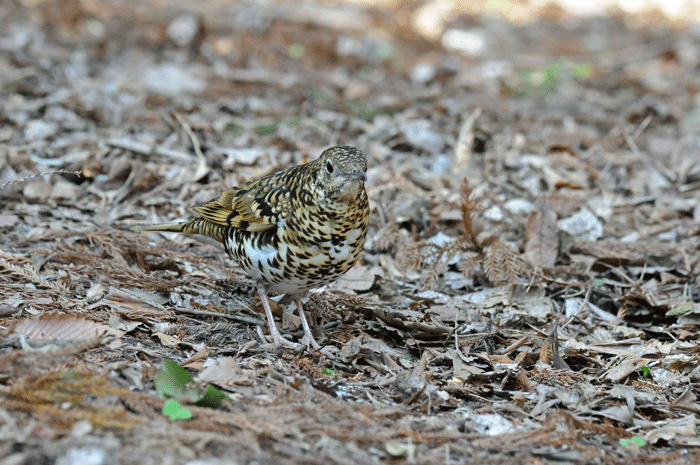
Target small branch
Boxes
[106,137,195,163]
[0,169,83,191]
[172,306,265,326]
[173,112,209,181]
[623,129,674,183]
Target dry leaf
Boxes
[0,214,19,227]
[670,387,700,414]
[197,357,260,387]
[14,313,124,349]
[539,325,570,370]
[525,206,558,269]
[332,265,379,292]
[603,358,652,383]
[645,415,697,445]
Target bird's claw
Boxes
[299,334,337,358]
[257,325,302,350]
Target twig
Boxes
[454,107,482,169]
[454,332,472,364]
[171,306,265,326]
[0,169,83,191]
[500,336,530,356]
[561,283,593,330]
[173,112,209,180]
[632,114,653,140]
[106,137,195,163]
[623,129,674,183]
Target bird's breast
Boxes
[225,202,367,294]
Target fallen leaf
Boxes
[525,206,558,269]
[15,313,124,341]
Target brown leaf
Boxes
[645,415,697,445]
[14,314,124,342]
[197,357,259,387]
[0,214,19,227]
[524,206,559,269]
[603,357,651,383]
[88,287,172,318]
[539,324,570,370]
[670,387,700,414]
[332,265,379,292]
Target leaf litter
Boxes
[1,0,700,463]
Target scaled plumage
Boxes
[136,146,369,355]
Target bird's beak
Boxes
[344,169,367,182]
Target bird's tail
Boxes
[132,218,225,243]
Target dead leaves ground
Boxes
[1,0,700,464]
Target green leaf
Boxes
[321,368,340,380]
[572,62,593,79]
[225,123,245,135]
[155,359,193,398]
[155,359,228,409]
[254,123,278,135]
[343,100,378,122]
[640,366,651,378]
[666,303,693,317]
[620,436,645,447]
[162,400,192,421]
[284,116,302,127]
[540,63,560,94]
[289,43,305,59]
[194,385,227,408]
[358,66,374,78]
[306,87,332,101]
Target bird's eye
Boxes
[326,161,334,174]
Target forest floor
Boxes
[1,0,700,464]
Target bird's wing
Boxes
[192,180,292,232]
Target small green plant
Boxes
[162,399,192,421]
[289,43,305,59]
[306,87,332,101]
[155,359,227,420]
[572,62,593,79]
[225,123,245,135]
[343,100,378,122]
[358,65,374,79]
[517,59,593,96]
[321,368,340,380]
[620,436,645,447]
[666,302,693,317]
[539,63,561,94]
[254,122,278,135]
[284,116,302,127]
[640,366,651,379]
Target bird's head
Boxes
[313,146,367,202]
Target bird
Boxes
[135,146,369,356]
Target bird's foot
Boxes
[272,334,303,350]
[257,326,302,350]
[299,334,337,358]
[256,325,335,356]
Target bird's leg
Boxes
[293,295,321,350]
[293,295,337,357]
[257,283,301,350]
